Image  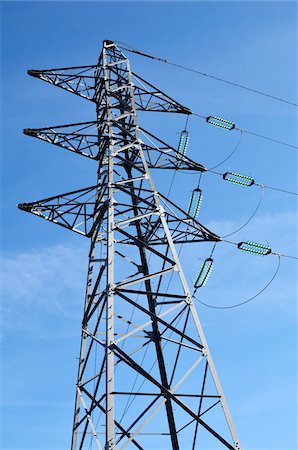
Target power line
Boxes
[116,41,297,107]
[115,42,297,150]
[221,186,264,238]
[222,238,298,260]
[180,167,298,197]
[207,169,298,196]
[193,255,281,309]
[207,130,243,171]
[271,252,298,260]
[235,127,297,149]
[254,183,298,196]
[191,112,297,150]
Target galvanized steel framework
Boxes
[18,40,241,450]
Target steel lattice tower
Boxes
[18,40,241,450]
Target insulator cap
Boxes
[17,203,32,212]
[27,70,40,77]
[23,128,38,137]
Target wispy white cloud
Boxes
[205,209,297,248]
[1,243,88,336]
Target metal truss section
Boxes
[148,192,220,245]
[27,48,190,114]
[17,182,220,246]
[24,121,102,160]
[28,64,100,100]
[23,120,206,172]
[17,184,108,237]
[20,40,241,450]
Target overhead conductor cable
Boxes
[117,41,297,148]
[116,41,297,107]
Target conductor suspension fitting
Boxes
[223,172,255,187]
[206,116,235,130]
[194,257,214,288]
[238,241,272,256]
[177,129,189,157]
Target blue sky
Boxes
[1,1,297,450]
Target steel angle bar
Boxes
[96,332,145,339]
[114,184,155,207]
[114,251,142,270]
[168,308,191,386]
[113,175,147,186]
[117,353,204,450]
[76,388,103,450]
[75,375,106,428]
[28,63,98,73]
[80,387,144,450]
[114,301,186,345]
[109,83,133,94]
[79,304,107,380]
[115,291,202,350]
[87,202,108,237]
[115,396,163,446]
[115,266,176,289]
[158,306,189,341]
[112,153,146,174]
[200,400,222,417]
[80,368,105,390]
[116,313,144,331]
[24,120,98,134]
[107,58,128,67]
[118,288,187,300]
[112,142,139,156]
[116,399,161,449]
[84,329,105,347]
[18,184,99,209]
[113,112,134,122]
[114,210,159,228]
[114,392,219,398]
[160,336,202,352]
[83,287,107,325]
[114,345,235,450]
[113,202,153,219]
[114,227,176,264]
[90,340,152,379]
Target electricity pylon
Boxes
[18,40,241,450]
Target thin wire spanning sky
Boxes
[1,2,297,450]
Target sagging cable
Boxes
[193,255,281,309]
[207,130,243,171]
[222,185,264,238]
[192,110,297,150]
